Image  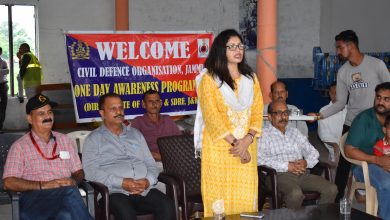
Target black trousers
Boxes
[0,82,7,129]
[109,189,175,220]
[334,124,351,201]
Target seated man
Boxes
[264,81,308,137]
[257,100,337,209]
[318,82,347,165]
[2,94,92,220]
[344,82,390,219]
[82,93,175,220]
[131,89,182,162]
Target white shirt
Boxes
[257,125,319,173]
[263,104,309,137]
[0,56,9,83]
[318,102,347,143]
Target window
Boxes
[0,3,37,96]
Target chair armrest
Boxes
[311,161,331,181]
[78,181,95,218]
[8,191,19,220]
[257,165,279,209]
[160,172,188,220]
[88,181,109,220]
[157,173,180,220]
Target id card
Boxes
[59,151,70,159]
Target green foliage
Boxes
[0,21,33,60]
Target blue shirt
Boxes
[82,124,159,196]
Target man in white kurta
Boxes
[318,83,347,163]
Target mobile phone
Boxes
[240,212,265,219]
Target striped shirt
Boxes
[3,131,82,181]
[257,125,319,172]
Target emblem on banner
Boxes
[70,40,90,60]
[197,39,209,58]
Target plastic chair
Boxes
[67,130,91,154]
[67,130,92,197]
[0,134,23,205]
[339,132,378,216]
[158,135,202,220]
[89,173,181,220]
[257,161,332,210]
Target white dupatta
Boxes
[194,68,254,158]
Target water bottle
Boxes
[340,197,351,215]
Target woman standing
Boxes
[195,29,263,217]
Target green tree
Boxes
[0,21,33,60]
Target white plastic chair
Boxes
[339,132,378,216]
[67,130,91,154]
[67,130,91,197]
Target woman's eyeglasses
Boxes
[226,43,245,51]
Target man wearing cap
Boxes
[2,94,92,220]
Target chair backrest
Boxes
[67,130,91,153]
[0,133,23,204]
[158,135,201,197]
[339,132,378,216]
[339,132,362,166]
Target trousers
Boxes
[353,164,390,220]
[268,172,338,209]
[109,188,175,220]
[19,186,92,220]
[0,82,7,129]
[334,124,351,201]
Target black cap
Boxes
[26,94,51,114]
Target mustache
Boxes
[114,114,124,118]
[279,119,288,123]
[42,118,53,123]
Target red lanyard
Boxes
[29,132,59,160]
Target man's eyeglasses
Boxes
[226,43,245,51]
[270,110,289,117]
[105,106,124,113]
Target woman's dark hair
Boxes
[204,29,253,90]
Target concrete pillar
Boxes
[115,0,129,30]
[257,0,278,104]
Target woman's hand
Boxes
[229,135,253,157]
[240,150,251,164]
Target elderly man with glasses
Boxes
[257,100,337,209]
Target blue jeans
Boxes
[20,186,92,220]
[353,164,390,220]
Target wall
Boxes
[320,0,390,53]
[36,0,322,83]
[277,0,320,78]
[16,0,390,82]
[130,0,237,34]
[38,0,114,83]
[130,0,321,79]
